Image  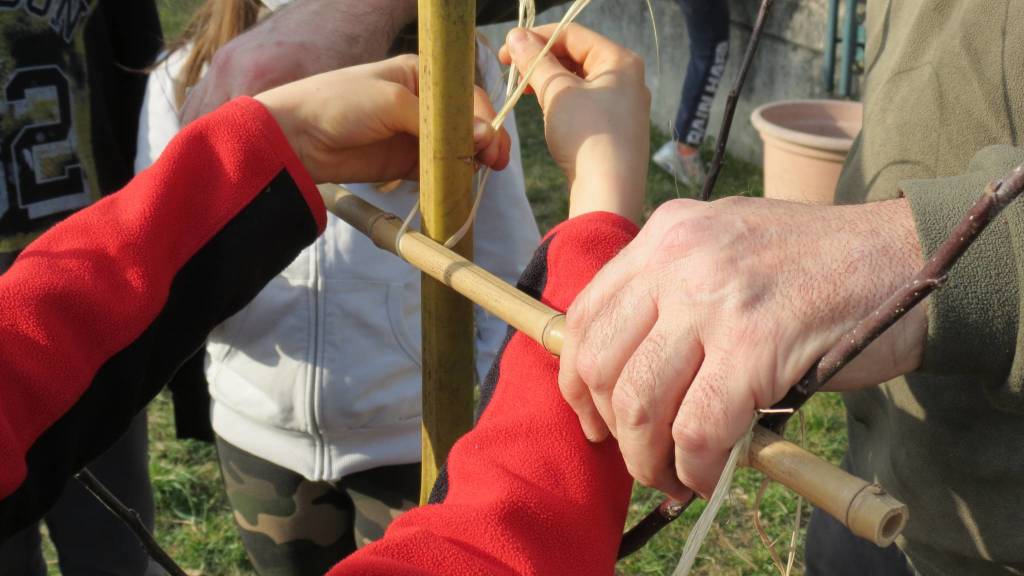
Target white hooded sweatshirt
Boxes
[135,42,540,481]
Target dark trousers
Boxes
[673,0,731,147]
[806,506,914,576]
[0,413,155,576]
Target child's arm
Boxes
[0,97,324,539]
[333,25,653,575]
[336,213,638,576]
[0,56,507,541]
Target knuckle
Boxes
[612,386,649,429]
[658,221,699,257]
[618,49,645,75]
[394,53,419,68]
[557,371,587,403]
[671,419,709,456]
[209,45,233,71]
[565,292,593,333]
[714,195,747,209]
[575,344,607,392]
[381,83,409,107]
[675,467,710,497]
[649,198,699,228]
[625,461,658,488]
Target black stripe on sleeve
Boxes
[0,170,319,540]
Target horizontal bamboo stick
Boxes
[320,184,567,355]
[743,427,907,546]
[318,183,908,546]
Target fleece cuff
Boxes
[902,145,1024,392]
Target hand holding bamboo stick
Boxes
[319,182,908,549]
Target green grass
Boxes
[148,394,251,574]
[63,5,850,575]
[157,0,203,40]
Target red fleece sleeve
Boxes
[333,212,639,575]
[0,97,324,538]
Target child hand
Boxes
[499,25,649,223]
[255,54,511,184]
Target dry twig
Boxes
[75,468,187,576]
[700,0,775,201]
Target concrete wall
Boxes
[480,0,860,164]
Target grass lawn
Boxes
[74,3,849,574]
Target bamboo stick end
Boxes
[542,314,566,356]
[847,483,908,547]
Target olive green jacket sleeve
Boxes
[902,145,1024,407]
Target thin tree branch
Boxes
[761,161,1024,431]
[618,494,695,559]
[699,0,775,202]
[75,468,188,576]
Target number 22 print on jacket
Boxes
[0,0,160,267]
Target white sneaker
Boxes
[652,141,707,187]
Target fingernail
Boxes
[508,27,529,50]
[472,119,491,142]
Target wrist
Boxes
[828,198,927,386]
[253,91,312,179]
[568,140,646,224]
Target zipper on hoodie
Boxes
[308,238,326,479]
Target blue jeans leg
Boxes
[673,0,731,146]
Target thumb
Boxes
[377,81,421,139]
[505,27,578,109]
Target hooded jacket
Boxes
[135,42,540,480]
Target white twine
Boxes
[672,420,755,576]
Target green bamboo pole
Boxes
[417,0,477,504]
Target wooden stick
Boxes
[743,427,906,547]
[416,0,478,505]
[618,495,695,558]
[75,469,188,576]
[321,185,567,355]
[700,0,774,201]
[319,183,907,547]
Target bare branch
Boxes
[618,494,695,559]
[700,0,775,201]
[76,468,188,576]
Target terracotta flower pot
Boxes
[751,99,863,204]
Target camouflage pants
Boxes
[215,437,420,576]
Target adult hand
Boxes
[181,0,417,124]
[256,55,510,184]
[558,196,928,499]
[499,24,650,223]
